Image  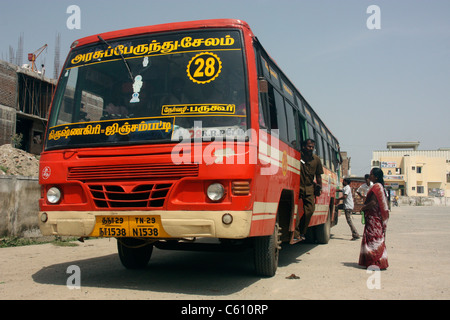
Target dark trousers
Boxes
[299,193,315,235]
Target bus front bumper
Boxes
[38,210,253,239]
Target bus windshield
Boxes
[45,30,247,150]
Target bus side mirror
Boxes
[258,78,268,93]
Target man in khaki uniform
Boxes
[295,139,323,240]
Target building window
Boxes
[417,186,424,194]
[417,166,422,173]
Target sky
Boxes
[1,0,449,176]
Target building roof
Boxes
[386,141,420,150]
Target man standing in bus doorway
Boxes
[295,139,323,241]
[336,178,360,240]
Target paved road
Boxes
[1,206,449,301]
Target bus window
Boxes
[268,87,288,142]
[258,99,267,128]
[268,87,277,131]
[326,144,332,170]
[285,102,297,147]
[258,83,269,129]
[304,104,312,121]
[256,52,269,129]
[294,110,306,150]
[323,139,330,169]
[328,145,335,171]
[299,100,305,116]
[307,122,314,141]
[315,132,323,162]
[335,149,341,171]
[45,29,248,149]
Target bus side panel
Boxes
[249,133,300,237]
[308,167,339,227]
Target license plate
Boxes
[89,216,169,238]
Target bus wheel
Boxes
[117,238,153,269]
[254,222,282,277]
[314,212,331,244]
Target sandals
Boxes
[293,230,306,241]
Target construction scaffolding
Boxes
[17,70,55,119]
[15,69,56,153]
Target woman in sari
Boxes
[359,168,389,269]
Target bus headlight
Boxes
[47,187,62,204]
[207,183,225,201]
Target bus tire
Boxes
[117,238,153,269]
[254,222,281,277]
[314,212,331,244]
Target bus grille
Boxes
[87,183,172,209]
[67,163,199,181]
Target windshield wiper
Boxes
[97,35,134,81]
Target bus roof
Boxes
[70,19,254,48]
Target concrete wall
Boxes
[0,176,40,237]
[0,60,18,146]
[399,196,450,207]
[0,61,17,108]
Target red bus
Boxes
[39,19,342,277]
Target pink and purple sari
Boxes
[359,183,389,269]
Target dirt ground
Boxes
[0,205,449,301]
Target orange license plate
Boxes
[90,216,169,238]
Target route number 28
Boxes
[187,52,222,84]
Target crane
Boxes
[28,44,48,72]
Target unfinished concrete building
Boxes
[0,59,56,154]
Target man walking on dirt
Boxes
[295,139,323,241]
[336,178,360,240]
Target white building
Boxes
[372,142,450,197]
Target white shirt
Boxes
[357,182,373,197]
[343,184,354,210]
